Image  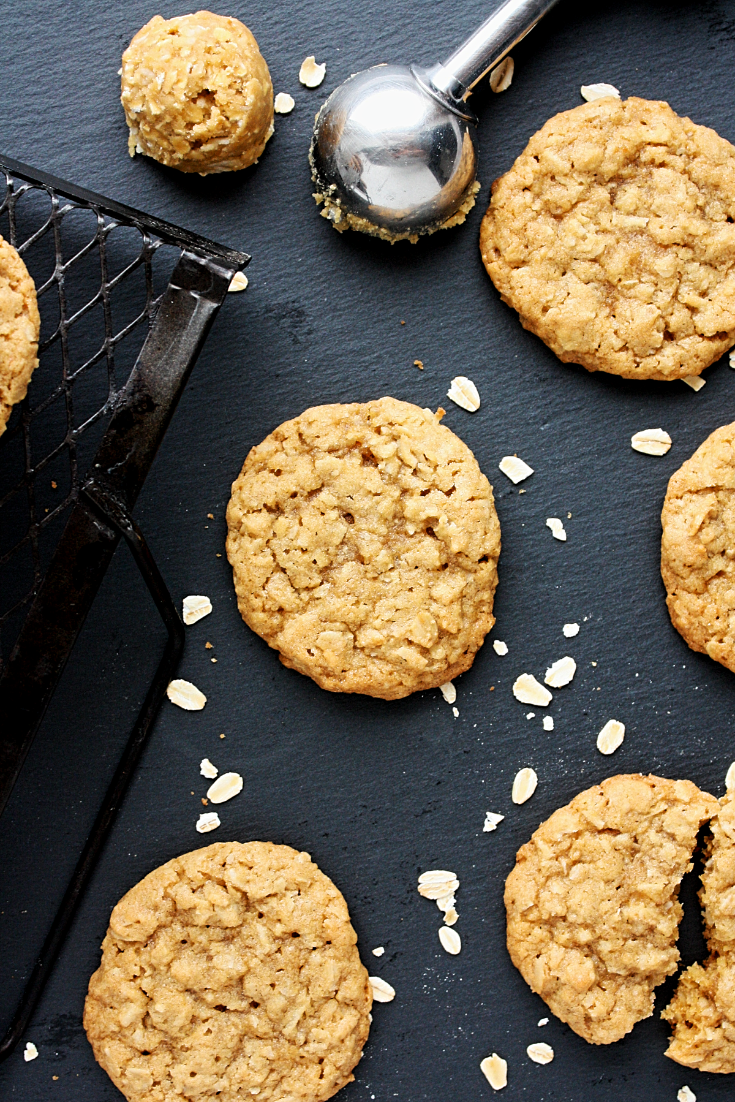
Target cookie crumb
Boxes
[526,712,535,720]
[274,92,295,113]
[440,681,457,704]
[513,673,552,707]
[682,374,706,391]
[369,976,395,1002]
[200,758,218,779]
[372,946,385,957]
[527,1042,554,1065]
[438,926,461,954]
[182,595,212,625]
[206,772,243,804]
[542,715,554,732]
[167,679,206,710]
[581,82,620,101]
[51,480,57,489]
[545,656,576,688]
[493,640,508,656]
[452,706,459,717]
[546,517,567,541]
[480,1053,507,1090]
[483,811,504,832]
[446,376,480,412]
[490,57,514,93]
[677,1088,696,1102]
[23,1042,38,1062]
[414,359,424,369]
[499,455,533,484]
[227,272,249,293]
[195,811,220,833]
[597,719,625,755]
[512,767,538,804]
[207,513,214,519]
[631,428,672,456]
[562,622,579,637]
[299,55,326,87]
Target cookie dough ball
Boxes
[226,397,500,699]
[480,97,735,381]
[505,774,717,1044]
[121,11,274,174]
[84,842,371,1102]
[661,421,735,673]
[0,235,40,436]
[663,787,735,1073]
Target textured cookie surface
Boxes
[480,96,735,380]
[0,235,40,435]
[661,422,735,673]
[226,397,500,699]
[663,788,735,1072]
[84,841,371,1102]
[121,11,273,174]
[504,774,717,1044]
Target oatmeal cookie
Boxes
[0,235,40,435]
[661,422,735,673]
[504,774,717,1044]
[84,841,371,1102]
[225,397,500,699]
[663,787,735,1072]
[121,12,273,174]
[480,96,735,380]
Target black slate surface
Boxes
[2,0,735,1099]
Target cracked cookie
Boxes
[0,235,40,435]
[661,422,735,673]
[225,397,500,699]
[480,97,735,380]
[84,841,371,1102]
[504,774,717,1044]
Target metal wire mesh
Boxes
[0,165,180,669]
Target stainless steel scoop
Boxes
[310,0,560,240]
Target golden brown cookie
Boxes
[480,96,735,381]
[661,422,735,673]
[84,841,371,1102]
[504,774,717,1044]
[663,787,735,1072]
[0,235,40,435]
[225,397,500,699]
[121,11,274,174]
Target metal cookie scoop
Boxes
[310,0,559,242]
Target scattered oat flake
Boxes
[418,878,459,899]
[452,706,459,718]
[682,374,706,391]
[527,1042,554,1065]
[369,976,395,1002]
[206,771,243,804]
[677,1088,696,1102]
[563,622,580,638]
[419,869,457,883]
[196,811,220,833]
[729,349,735,369]
[546,517,567,541]
[581,82,620,101]
[182,594,212,625]
[726,761,735,790]
[513,673,552,707]
[499,455,533,484]
[439,926,461,954]
[447,376,480,412]
[227,271,249,292]
[542,715,554,732]
[299,55,326,88]
[526,712,535,720]
[167,679,206,710]
[545,656,576,688]
[489,56,514,93]
[200,758,218,779]
[274,92,295,113]
[440,681,456,704]
[493,640,508,656]
[538,1018,549,1026]
[631,428,672,456]
[480,1053,508,1090]
[436,893,456,913]
[372,946,385,957]
[597,719,625,755]
[23,1043,38,1062]
[512,767,538,804]
[444,907,459,926]
[483,811,504,832]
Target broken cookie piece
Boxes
[504,774,717,1044]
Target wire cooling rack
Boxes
[0,154,249,1059]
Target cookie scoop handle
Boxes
[428,0,560,103]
